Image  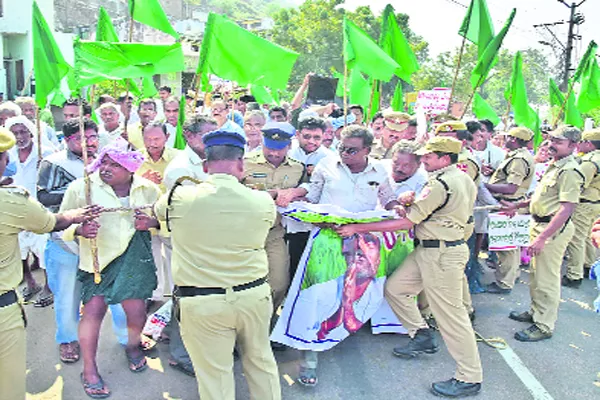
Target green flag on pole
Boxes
[573,41,597,83]
[576,45,600,113]
[128,0,179,39]
[344,17,400,82]
[391,81,404,112]
[549,78,583,128]
[472,93,500,126]
[251,85,276,105]
[348,69,372,113]
[470,8,516,89]
[141,77,158,98]
[32,1,71,109]
[459,0,495,59]
[507,51,541,144]
[96,7,120,42]
[73,40,184,88]
[380,5,420,84]
[173,95,187,150]
[198,13,299,91]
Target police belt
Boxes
[414,239,465,248]
[0,290,18,308]
[532,214,552,223]
[175,277,267,297]
[580,199,600,204]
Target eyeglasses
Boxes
[338,146,364,155]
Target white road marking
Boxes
[497,345,555,400]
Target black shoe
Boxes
[561,275,582,288]
[508,310,533,323]
[514,324,552,342]
[431,378,481,397]
[469,310,476,323]
[393,328,439,358]
[485,282,511,294]
[169,360,195,377]
[425,315,439,331]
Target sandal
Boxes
[59,341,80,363]
[125,349,148,373]
[298,366,318,387]
[168,360,195,377]
[34,292,54,308]
[80,373,111,399]
[22,285,41,302]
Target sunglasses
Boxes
[338,146,364,155]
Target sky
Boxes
[336,0,600,64]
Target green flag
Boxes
[344,17,400,82]
[128,0,179,39]
[250,85,275,105]
[380,5,420,84]
[141,77,158,98]
[459,0,495,58]
[549,77,564,109]
[32,1,71,109]
[348,69,372,113]
[549,78,583,128]
[472,93,500,126]
[173,95,186,150]
[96,7,119,42]
[198,13,298,91]
[470,8,516,89]
[507,51,540,137]
[391,81,404,111]
[576,50,600,113]
[573,41,597,83]
[73,40,184,88]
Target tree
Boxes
[268,0,429,88]
[412,44,550,117]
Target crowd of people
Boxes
[1,73,599,400]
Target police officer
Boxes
[563,128,600,288]
[504,126,583,341]
[242,122,304,326]
[484,127,535,294]
[0,127,98,400]
[371,111,411,160]
[336,136,482,398]
[155,128,281,400]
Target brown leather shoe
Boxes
[59,341,80,363]
[514,324,552,342]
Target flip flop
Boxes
[298,366,318,387]
[125,349,148,373]
[80,373,111,399]
[34,293,54,308]
[22,285,41,302]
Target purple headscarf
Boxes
[87,137,145,173]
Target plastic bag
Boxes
[142,300,172,340]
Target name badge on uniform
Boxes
[252,173,268,178]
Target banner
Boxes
[488,213,531,251]
[272,203,412,351]
[416,88,451,115]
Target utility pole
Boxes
[558,0,587,91]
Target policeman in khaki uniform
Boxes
[242,122,305,323]
[371,111,411,160]
[336,136,482,398]
[484,127,535,294]
[0,128,96,400]
[504,126,583,342]
[563,128,600,287]
[435,121,481,186]
[154,128,281,400]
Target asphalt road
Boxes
[23,263,600,400]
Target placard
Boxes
[415,88,451,115]
[488,213,531,251]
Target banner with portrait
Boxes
[272,203,412,351]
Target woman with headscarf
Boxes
[60,137,162,398]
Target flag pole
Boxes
[503,97,512,132]
[343,63,348,128]
[460,75,486,118]
[122,16,135,140]
[552,81,574,128]
[79,88,102,284]
[367,79,377,122]
[448,35,468,113]
[36,107,42,162]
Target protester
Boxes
[370,111,385,139]
[349,104,364,125]
[0,101,22,127]
[389,140,427,196]
[15,96,59,148]
[269,106,288,122]
[98,103,124,148]
[128,99,159,150]
[243,110,267,153]
[162,96,180,147]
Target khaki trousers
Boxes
[496,249,520,289]
[566,203,600,280]
[530,221,575,332]
[418,276,473,317]
[585,239,597,268]
[151,235,174,300]
[180,283,281,400]
[385,244,483,383]
[0,303,26,400]
[266,225,290,313]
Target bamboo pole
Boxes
[460,74,486,119]
[343,64,348,128]
[367,80,377,123]
[448,34,468,113]
[36,107,42,162]
[378,81,383,111]
[79,90,102,284]
[552,81,574,128]
[193,73,201,115]
[122,17,135,140]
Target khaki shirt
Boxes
[458,148,481,186]
[136,147,183,193]
[242,153,305,191]
[530,154,583,217]
[489,147,534,201]
[0,187,56,293]
[407,164,477,241]
[154,174,276,288]
[370,140,393,160]
[579,150,600,202]
[126,123,144,150]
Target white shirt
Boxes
[9,143,54,199]
[163,146,208,190]
[301,156,397,213]
[475,142,505,169]
[288,140,332,167]
[165,123,177,148]
[392,167,428,197]
[98,125,124,149]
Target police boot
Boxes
[431,378,481,397]
[392,328,438,358]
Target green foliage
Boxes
[186,0,287,20]
[268,0,429,88]
[412,44,550,116]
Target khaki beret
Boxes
[435,121,468,135]
[507,127,534,141]
[549,125,581,142]
[582,128,600,142]
[382,110,410,132]
[0,127,16,152]
[415,136,462,155]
